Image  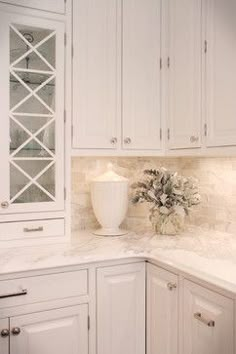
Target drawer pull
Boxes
[194,312,215,327]
[23,226,43,233]
[0,289,27,299]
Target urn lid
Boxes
[92,163,128,183]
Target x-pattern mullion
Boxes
[10,159,56,203]
[10,70,55,114]
[10,113,55,158]
[10,25,56,72]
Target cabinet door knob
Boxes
[110,137,117,145]
[1,201,9,209]
[167,282,177,291]
[1,329,10,338]
[124,137,131,144]
[190,136,199,143]
[11,327,21,336]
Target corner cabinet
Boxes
[97,263,145,354]
[0,3,67,244]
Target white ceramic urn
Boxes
[91,164,129,236]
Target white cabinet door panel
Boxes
[0,318,9,354]
[10,305,88,354]
[73,0,119,149]
[122,0,162,150]
[168,0,202,149]
[147,263,178,354]
[206,0,236,147]
[183,280,234,354]
[97,262,145,354]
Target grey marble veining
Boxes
[1,226,236,295]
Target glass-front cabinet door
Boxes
[0,8,65,215]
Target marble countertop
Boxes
[1,226,236,294]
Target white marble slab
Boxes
[0,226,236,294]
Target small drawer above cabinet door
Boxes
[0,269,88,309]
[183,280,234,354]
[0,219,65,241]
[0,0,65,14]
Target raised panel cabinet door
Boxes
[167,0,202,149]
[183,280,234,354]
[0,1,65,14]
[122,0,162,150]
[0,318,9,354]
[147,263,178,354]
[72,0,119,149]
[0,8,65,215]
[205,0,236,147]
[10,305,88,354]
[97,262,145,354]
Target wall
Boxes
[72,157,236,234]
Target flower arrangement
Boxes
[131,168,200,235]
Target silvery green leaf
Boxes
[159,206,169,215]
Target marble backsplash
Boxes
[72,157,236,234]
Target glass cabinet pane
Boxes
[9,23,56,205]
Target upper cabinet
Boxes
[72,0,119,150]
[0,0,65,14]
[0,8,65,215]
[205,0,236,147]
[167,0,202,150]
[122,0,162,150]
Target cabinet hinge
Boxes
[64,109,66,123]
[88,315,90,330]
[160,58,162,70]
[167,57,170,68]
[64,33,67,46]
[204,40,208,54]
[64,187,67,200]
[167,128,170,140]
[204,123,207,137]
[160,128,162,141]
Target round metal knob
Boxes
[11,327,21,336]
[1,201,9,209]
[124,137,131,144]
[1,329,10,338]
[190,136,199,143]
[167,282,177,291]
[110,137,117,145]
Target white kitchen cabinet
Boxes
[0,0,65,13]
[205,0,236,148]
[147,263,178,354]
[97,262,145,354]
[122,0,162,150]
[0,319,9,354]
[9,305,88,354]
[183,280,234,354]
[0,4,66,242]
[72,0,119,150]
[167,0,202,150]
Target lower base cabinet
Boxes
[97,262,145,354]
[183,280,234,354]
[147,263,179,354]
[0,305,88,354]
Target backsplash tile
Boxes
[72,157,236,234]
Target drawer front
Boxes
[0,270,88,309]
[0,219,65,241]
